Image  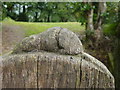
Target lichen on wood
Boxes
[2,27,115,88]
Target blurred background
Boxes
[1,2,120,89]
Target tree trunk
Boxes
[114,37,120,90]
[94,2,107,39]
[23,5,26,13]
[114,2,120,89]
[114,25,120,89]
[86,3,94,31]
[95,2,106,30]
[47,13,50,22]
[35,12,38,22]
[19,4,21,15]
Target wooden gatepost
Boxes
[1,27,115,89]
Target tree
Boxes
[95,2,107,30]
[17,2,28,21]
[94,2,107,39]
[86,2,94,31]
[85,2,107,39]
[114,2,120,89]
[2,2,16,20]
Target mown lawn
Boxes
[2,18,85,37]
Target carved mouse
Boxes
[12,27,83,55]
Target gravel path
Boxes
[1,24,25,55]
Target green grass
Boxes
[2,18,85,37]
[2,18,118,37]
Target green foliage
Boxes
[103,24,118,36]
[105,2,119,24]
[1,2,101,24]
[2,2,118,29]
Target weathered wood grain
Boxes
[2,54,37,88]
[2,51,115,88]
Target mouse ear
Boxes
[58,28,84,55]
